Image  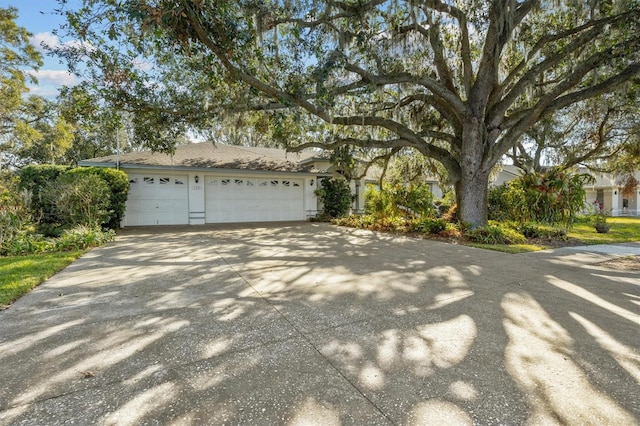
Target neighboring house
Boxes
[80,142,367,227]
[491,165,523,187]
[491,165,640,217]
[580,168,640,217]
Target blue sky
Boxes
[1,0,82,97]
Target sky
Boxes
[1,0,82,98]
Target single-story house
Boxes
[80,142,367,227]
[580,168,640,216]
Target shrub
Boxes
[517,222,567,240]
[316,177,352,218]
[2,233,53,256]
[488,168,592,227]
[395,184,436,218]
[438,223,463,238]
[487,183,515,222]
[417,218,449,234]
[0,172,33,249]
[18,165,70,224]
[64,167,129,229]
[55,225,116,251]
[40,173,111,228]
[365,186,396,220]
[465,225,527,245]
[1,225,115,256]
[365,184,436,220]
[441,204,458,222]
[18,165,128,230]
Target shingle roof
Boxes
[80,142,325,173]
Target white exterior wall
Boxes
[583,170,640,216]
[188,173,205,224]
[305,176,319,217]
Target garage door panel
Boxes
[125,174,189,226]
[205,176,304,223]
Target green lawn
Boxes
[0,251,83,309]
[469,217,640,253]
[567,217,640,245]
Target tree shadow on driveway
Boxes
[0,223,638,425]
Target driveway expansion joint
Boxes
[213,245,398,425]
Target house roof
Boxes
[79,142,328,174]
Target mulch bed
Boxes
[594,256,640,271]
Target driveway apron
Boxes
[0,223,638,425]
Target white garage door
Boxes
[205,176,304,223]
[125,174,189,226]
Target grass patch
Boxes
[472,217,640,253]
[0,250,83,308]
[568,217,640,245]
[466,243,547,253]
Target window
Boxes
[235,179,243,185]
[283,181,290,187]
[160,177,170,184]
[247,180,254,186]
[208,179,217,186]
[175,179,185,185]
[143,177,154,184]
[129,178,138,184]
[293,182,300,187]
[221,179,230,185]
[259,181,268,186]
[271,180,279,186]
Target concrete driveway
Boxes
[0,222,638,425]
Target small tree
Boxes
[315,177,352,218]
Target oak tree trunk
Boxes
[455,116,491,228]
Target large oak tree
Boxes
[57,0,640,226]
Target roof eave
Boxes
[79,161,329,176]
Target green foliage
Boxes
[488,168,592,227]
[18,164,70,224]
[365,184,436,220]
[330,146,356,179]
[516,222,568,240]
[334,213,461,237]
[384,151,449,189]
[18,165,128,230]
[40,173,111,229]
[416,218,449,235]
[315,177,352,218]
[1,225,115,256]
[0,7,43,160]
[55,226,116,252]
[465,225,527,245]
[16,115,76,165]
[0,171,32,249]
[64,167,129,229]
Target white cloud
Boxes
[30,69,79,86]
[30,32,61,52]
[27,86,62,98]
[132,57,153,71]
[29,32,94,54]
